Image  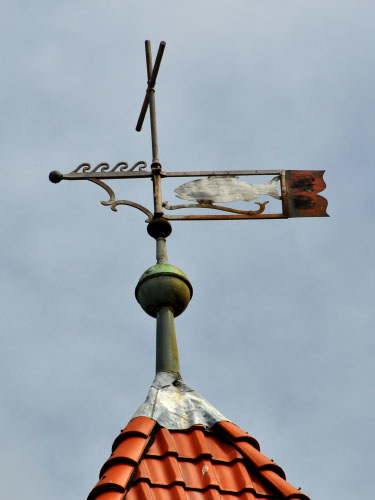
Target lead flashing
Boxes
[133,372,228,430]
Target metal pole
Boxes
[156,237,168,264]
[156,306,181,375]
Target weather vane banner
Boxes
[50,165,328,221]
[284,170,328,218]
[50,40,328,222]
[162,169,328,220]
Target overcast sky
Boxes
[1,1,374,499]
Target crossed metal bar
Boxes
[136,40,166,163]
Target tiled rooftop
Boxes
[87,416,310,500]
[85,265,310,500]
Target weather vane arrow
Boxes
[49,39,328,259]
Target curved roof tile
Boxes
[87,416,310,500]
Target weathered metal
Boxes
[50,167,327,220]
[136,40,166,134]
[49,169,152,181]
[49,40,328,224]
[151,162,164,217]
[162,169,285,178]
[70,161,148,174]
[88,178,153,219]
[135,41,167,223]
[161,170,327,220]
[135,264,193,318]
[285,170,328,217]
[147,217,172,239]
[155,308,180,375]
[163,200,269,216]
[164,213,286,220]
[135,263,193,376]
[133,372,228,430]
[155,238,168,264]
[147,218,172,264]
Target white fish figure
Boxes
[174,175,281,203]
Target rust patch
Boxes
[285,170,328,217]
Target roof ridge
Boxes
[87,416,156,500]
[217,422,311,500]
[122,422,160,497]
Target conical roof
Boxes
[87,373,310,500]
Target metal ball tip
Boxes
[49,170,63,184]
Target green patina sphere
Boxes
[135,264,193,318]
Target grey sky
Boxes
[1,1,374,499]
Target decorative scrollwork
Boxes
[162,200,269,216]
[69,161,148,174]
[88,179,153,221]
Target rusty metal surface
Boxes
[59,161,152,180]
[165,213,286,220]
[50,166,328,220]
[286,170,328,217]
[69,161,149,174]
[163,200,270,216]
[136,40,166,133]
[49,44,328,223]
[59,168,286,181]
[63,171,152,180]
[152,163,164,216]
[133,372,228,430]
[88,179,153,219]
[135,41,166,220]
[160,169,327,220]
[161,169,285,178]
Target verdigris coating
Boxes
[135,263,193,317]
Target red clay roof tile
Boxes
[260,470,307,499]
[147,427,243,463]
[87,417,310,500]
[230,440,286,479]
[92,492,124,500]
[112,416,155,452]
[146,427,179,458]
[89,417,156,500]
[218,421,260,450]
[98,463,134,489]
[112,435,151,463]
[136,454,185,486]
[126,483,269,499]
[126,482,189,499]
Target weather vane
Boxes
[49,42,325,499]
[49,40,328,261]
